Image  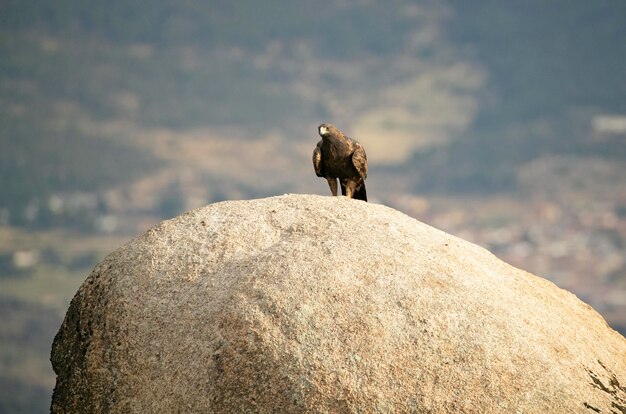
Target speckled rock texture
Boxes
[51,194,626,413]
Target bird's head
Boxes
[318,123,335,137]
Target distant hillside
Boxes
[0,118,157,225]
[409,0,626,193]
[1,0,439,130]
[1,0,468,225]
[1,0,625,223]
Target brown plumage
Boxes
[312,123,368,201]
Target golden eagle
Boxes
[312,123,368,201]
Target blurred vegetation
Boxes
[0,0,429,228]
[1,0,416,57]
[0,119,156,225]
[0,296,61,414]
[0,227,123,412]
[2,0,623,222]
[410,0,626,193]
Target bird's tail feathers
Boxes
[354,184,367,202]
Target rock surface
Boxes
[51,194,626,413]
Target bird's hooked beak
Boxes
[319,125,329,136]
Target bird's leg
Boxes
[344,185,354,199]
[326,178,338,196]
[342,179,355,198]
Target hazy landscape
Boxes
[1,0,625,411]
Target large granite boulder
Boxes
[51,194,626,413]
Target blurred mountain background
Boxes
[1,0,625,411]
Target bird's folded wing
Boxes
[351,144,368,179]
[312,143,324,177]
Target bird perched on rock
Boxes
[312,123,368,201]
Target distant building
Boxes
[592,114,626,135]
[13,250,40,268]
